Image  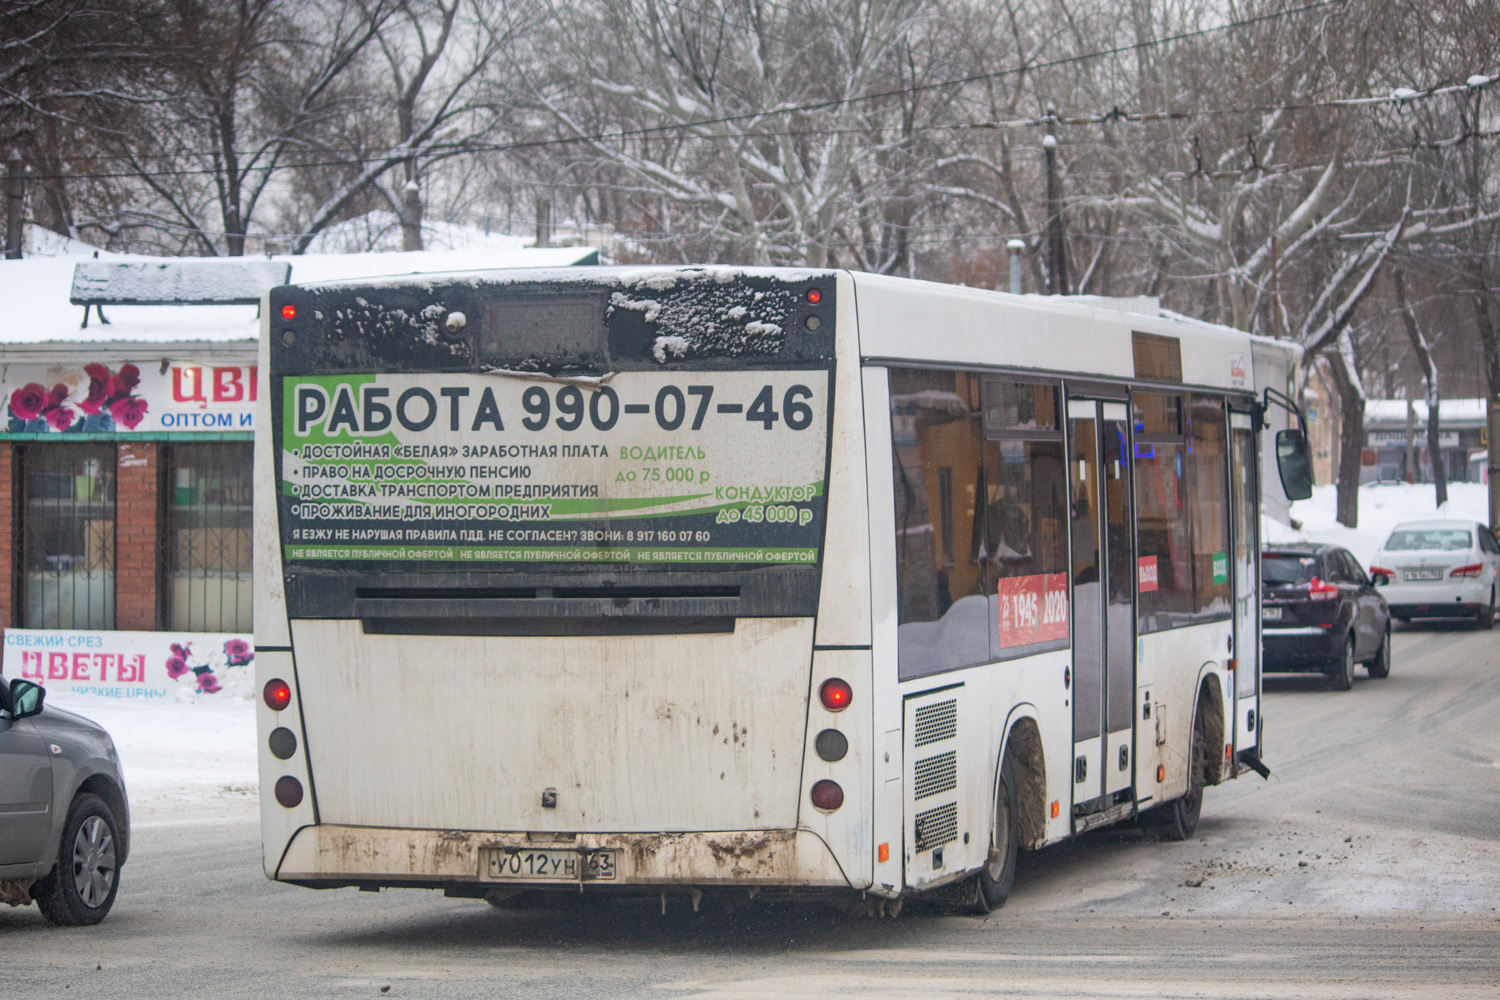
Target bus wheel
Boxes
[1162,715,1205,842]
[974,751,1019,913]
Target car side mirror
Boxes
[1372,571,1390,586]
[9,679,45,719]
[1275,429,1314,501]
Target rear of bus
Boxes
[253,267,875,900]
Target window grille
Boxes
[23,443,116,629]
[166,443,253,632]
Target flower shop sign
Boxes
[2,628,254,700]
[1,362,258,435]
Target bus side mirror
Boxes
[1275,429,1314,502]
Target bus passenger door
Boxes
[1067,399,1135,818]
[1230,414,1261,756]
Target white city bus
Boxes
[254,267,1306,913]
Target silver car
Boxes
[1369,520,1500,628]
[0,678,130,925]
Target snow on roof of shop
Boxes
[1365,398,1488,426]
[0,238,599,347]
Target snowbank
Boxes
[46,690,258,827]
[1273,481,1491,568]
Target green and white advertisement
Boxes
[277,370,831,566]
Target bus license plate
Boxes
[483,848,616,881]
[1262,606,1281,620]
[1404,569,1443,581]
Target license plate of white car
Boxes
[1262,606,1282,620]
[483,848,616,881]
[1404,569,1443,581]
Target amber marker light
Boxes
[878,843,890,863]
[1157,765,1166,782]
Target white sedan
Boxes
[1369,520,1500,628]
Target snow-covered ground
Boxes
[1275,481,1491,569]
[33,482,1481,829]
[46,690,258,827]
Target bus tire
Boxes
[1327,635,1355,691]
[1161,713,1205,842]
[974,751,1019,912]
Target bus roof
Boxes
[285,264,1299,394]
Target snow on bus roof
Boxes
[0,244,599,347]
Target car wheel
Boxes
[1327,635,1355,691]
[1162,712,1206,842]
[973,751,1020,913]
[34,793,121,927]
[1478,587,1495,630]
[1367,622,1392,679]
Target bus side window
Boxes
[1133,392,1233,631]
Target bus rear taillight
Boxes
[819,678,852,711]
[264,679,292,711]
[274,776,304,808]
[810,780,843,811]
[280,303,296,320]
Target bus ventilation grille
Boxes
[914,802,959,852]
[913,751,957,800]
[913,700,958,747]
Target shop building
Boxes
[1362,398,1488,484]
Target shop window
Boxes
[23,443,116,629]
[1133,392,1231,631]
[166,443,253,632]
[891,371,1067,680]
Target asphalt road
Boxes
[4,622,1499,999]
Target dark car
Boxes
[0,678,130,925]
[1261,544,1393,690]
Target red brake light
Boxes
[806,288,822,304]
[263,678,292,711]
[1451,563,1483,578]
[1308,577,1339,601]
[809,779,844,811]
[819,678,852,711]
[280,303,296,320]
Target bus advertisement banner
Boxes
[276,370,831,567]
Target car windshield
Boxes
[1263,553,1318,584]
[1383,528,1472,552]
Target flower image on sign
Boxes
[996,573,1069,649]
[1138,555,1159,592]
[0,363,257,435]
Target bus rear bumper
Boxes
[274,825,855,890]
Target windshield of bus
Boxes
[269,268,837,625]
[1383,528,1472,552]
